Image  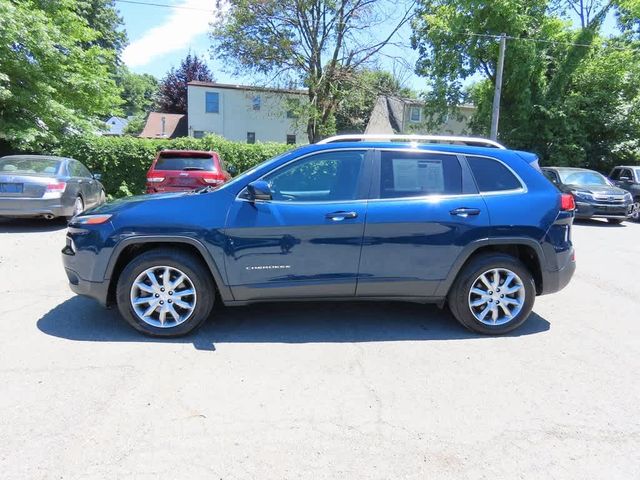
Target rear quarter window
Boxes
[467,156,522,192]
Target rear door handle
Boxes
[325,211,358,221]
[450,207,481,218]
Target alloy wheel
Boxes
[130,266,197,328]
[631,202,640,221]
[468,268,525,326]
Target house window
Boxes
[252,96,261,111]
[247,132,256,144]
[193,130,205,139]
[286,134,296,145]
[409,106,422,123]
[205,92,219,113]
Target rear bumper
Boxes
[0,197,72,218]
[540,251,576,295]
[575,201,632,219]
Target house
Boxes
[103,116,129,136]
[187,81,308,144]
[365,96,475,136]
[139,112,187,139]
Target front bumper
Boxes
[575,200,632,219]
[0,197,72,218]
[64,267,110,307]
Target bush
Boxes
[46,134,294,197]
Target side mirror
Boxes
[93,173,102,181]
[246,180,272,201]
[227,164,238,176]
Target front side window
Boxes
[205,92,219,113]
[467,156,522,192]
[380,151,462,198]
[263,150,366,202]
[609,168,621,180]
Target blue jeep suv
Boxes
[62,135,576,337]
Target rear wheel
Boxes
[629,201,640,222]
[448,253,535,334]
[66,196,84,221]
[116,248,215,337]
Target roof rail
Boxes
[317,134,506,149]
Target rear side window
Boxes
[155,155,215,171]
[380,151,462,198]
[467,156,522,192]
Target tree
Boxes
[411,0,639,168]
[211,0,417,142]
[74,0,128,56]
[334,69,414,132]
[156,53,213,114]
[0,0,123,147]
[117,68,158,117]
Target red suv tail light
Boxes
[561,193,576,211]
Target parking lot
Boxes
[1,218,639,479]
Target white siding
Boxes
[187,85,308,143]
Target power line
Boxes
[114,0,213,12]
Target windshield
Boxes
[155,155,215,171]
[558,170,609,186]
[0,157,61,176]
[218,150,294,190]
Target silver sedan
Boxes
[0,155,106,220]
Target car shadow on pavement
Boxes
[37,296,551,351]
[0,217,67,233]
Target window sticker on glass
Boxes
[392,159,444,193]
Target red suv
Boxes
[146,150,233,193]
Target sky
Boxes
[117,0,620,92]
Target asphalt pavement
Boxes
[1,217,638,479]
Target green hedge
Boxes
[47,135,294,197]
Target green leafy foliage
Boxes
[116,68,158,117]
[0,0,123,148]
[46,134,294,197]
[412,0,640,170]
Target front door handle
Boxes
[450,207,481,218]
[325,211,358,221]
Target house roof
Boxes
[139,112,187,139]
[104,116,128,136]
[188,81,307,96]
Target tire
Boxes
[631,201,640,222]
[116,248,215,337]
[66,196,84,221]
[607,218,624,224]
[448,253,536,335]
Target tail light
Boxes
[561,193,575,211]
[147,177,165,183]
[46,182,66,193]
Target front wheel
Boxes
[448,253,535,335]
[116,248,215,337]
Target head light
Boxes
[572,190,594,200]
[71,214,112,225]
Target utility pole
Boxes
[490,33,507,141]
